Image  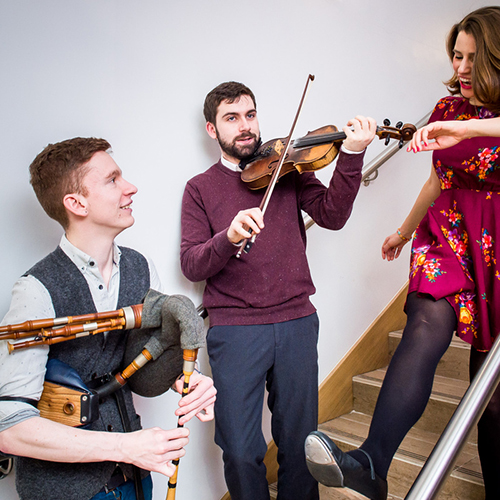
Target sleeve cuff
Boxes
[0,403,40,433]
[341,144,365,155]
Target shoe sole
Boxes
[305,434,344,488]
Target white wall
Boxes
[0,1,488,498]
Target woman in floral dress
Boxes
[305,6,500,500]
[405,95,500,351]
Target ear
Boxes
[63,193,88,218]
[206,121,218,140]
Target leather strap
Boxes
[0,396,38,407]
[102,466,127,493]
[114,390,145,500]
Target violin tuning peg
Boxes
[383,118,391,126]
[385,136,391,146]
[398,138,404,149]
[396,121,403,129]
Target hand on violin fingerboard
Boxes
[227,207,264,245]
[342,115,377,152]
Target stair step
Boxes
[389,331,471,382]
[319,411,484,500]
[269,481,401,499]
[352,368,476,440]
[269,329,483,499]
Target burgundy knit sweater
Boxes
[180,150,365,326]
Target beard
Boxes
[216,130,261,161]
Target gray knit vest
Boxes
[15,246,150,500]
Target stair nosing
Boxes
[353,369,468,404]
[319,412,483,486]
[389,330,471,351]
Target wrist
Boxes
[465,121,480,140]
[341,143,365,154]
[397,227,412,242]
[226,229,238,244]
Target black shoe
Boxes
[305,431,387,500]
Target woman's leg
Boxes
[356,293,457,479]
[469,347,500,500]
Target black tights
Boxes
[349,292,500,498]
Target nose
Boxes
[458,57,472,74]
[123,178,138,196]
[239,117,251,132]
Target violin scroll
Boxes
[377,119,417,148]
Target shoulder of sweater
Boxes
[186,160,240,187]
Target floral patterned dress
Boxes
[408,96,500,351]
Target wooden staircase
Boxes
[255,285,486,500]
[282,330,485,500]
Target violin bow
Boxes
[236,74,315,258]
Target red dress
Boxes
[408,96,500,351]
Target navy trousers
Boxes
[207,313,320,500]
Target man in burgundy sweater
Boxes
[180,81,376,500]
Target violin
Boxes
[239,120,417,190]
[236,74,416,257]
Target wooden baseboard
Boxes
[222,282,408,497]
[318,281,408,423]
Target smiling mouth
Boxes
[459,77,472,88]
[121,203,132,210]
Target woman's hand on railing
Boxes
[381,232,409,261]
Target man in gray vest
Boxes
[0,137,216,500]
